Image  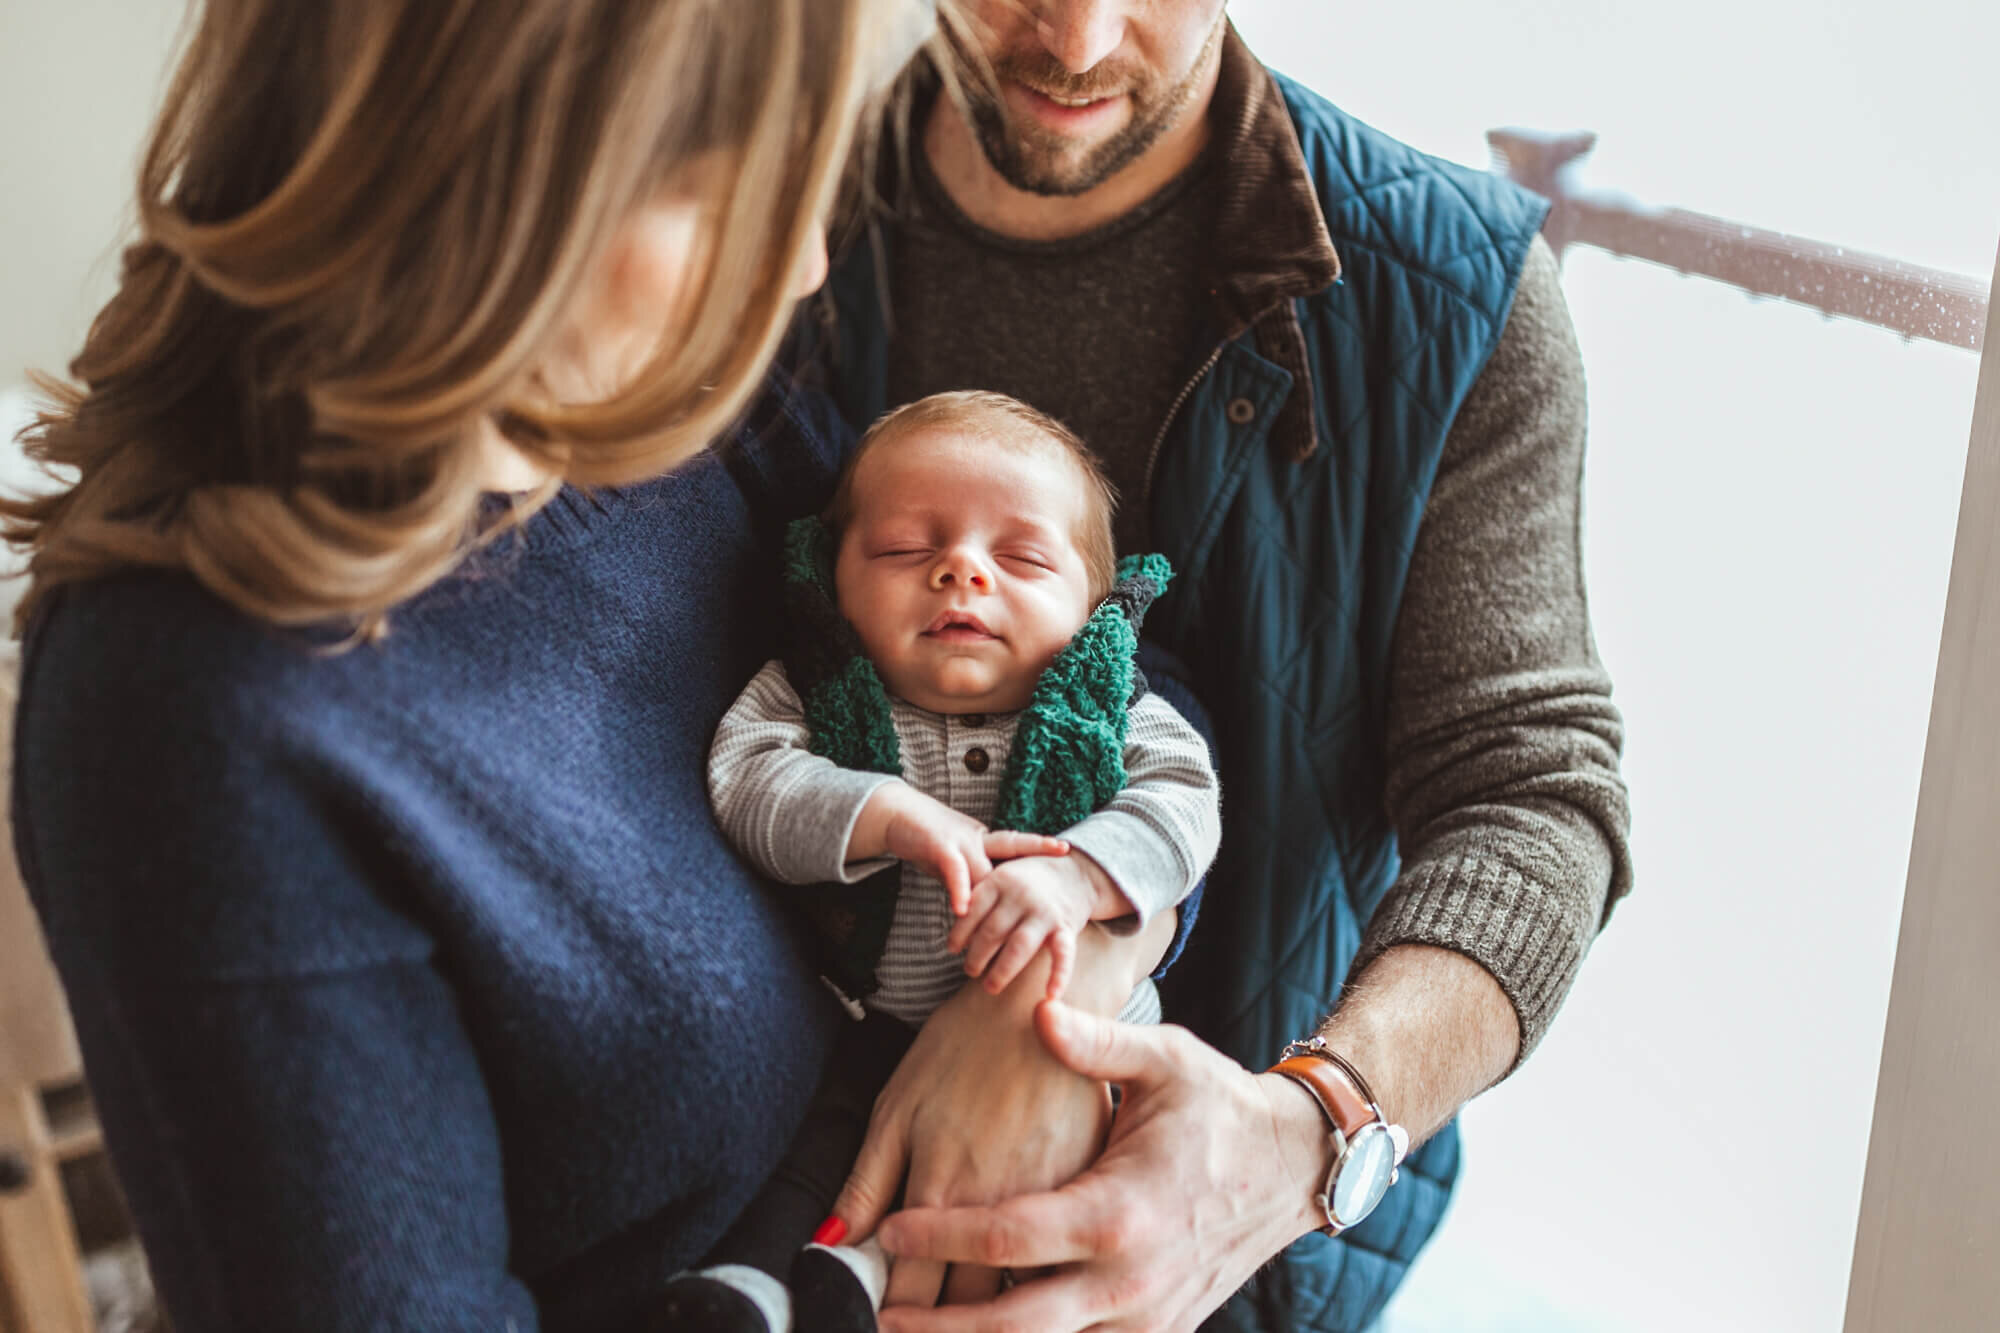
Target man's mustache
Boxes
[986,50,1140,102]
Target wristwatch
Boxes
[1270,1037,1410,1236]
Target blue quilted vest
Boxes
[822,63,1547,1333]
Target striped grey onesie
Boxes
[708,660,1220,1026]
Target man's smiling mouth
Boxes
[1017,81,1125,113]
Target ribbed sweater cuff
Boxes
[1352,852,1593,1069]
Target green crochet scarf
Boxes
[780,515,1172,999]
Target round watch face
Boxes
[1330,1124,1398,1227]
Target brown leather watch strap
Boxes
[1271,1054,1376,1138]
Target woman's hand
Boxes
[827,915,1175,1310]
[828,945,1111,1309]
[870,1000,1331,1333]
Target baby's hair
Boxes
[826,390,1121,601]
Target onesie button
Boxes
[961,714,986,728]
[1226,396,1257,425]
[963,747,991,774]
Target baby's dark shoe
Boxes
[655,1264,793,1333]
[789,1238,887,1333]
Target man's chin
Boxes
[1002,160,1105,198]
[972,113,1114,197]
[987,134,1165,199]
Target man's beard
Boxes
[951,20,1220,198]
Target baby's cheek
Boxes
[878,654,931,702]
[838,591,896,663]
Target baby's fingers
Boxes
[961,899,1024,979]
[981,831,1070,862]
[983,921,1052,995]
[946,887,993,953]
[937,848,971,914]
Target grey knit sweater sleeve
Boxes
[1355,235,1633,1067]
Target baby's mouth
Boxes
[923,609,999,641]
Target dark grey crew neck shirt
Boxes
[887,142,1220,553]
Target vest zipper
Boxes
[1140,342,1227,515]
[1142,296,1309,512]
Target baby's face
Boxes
[834,428,1097,714]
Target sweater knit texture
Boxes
[11,381,868,1332]
[888,133,1220,555]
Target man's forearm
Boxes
[1313,943,1518,1143]
[1251,943,1518,1227]
[1376,237,1629,1067]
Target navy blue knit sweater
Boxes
[11,382,862,1331]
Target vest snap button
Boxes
[963,747,990,775]
[1226,396,1257,425]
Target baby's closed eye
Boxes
[997,552,1055,572]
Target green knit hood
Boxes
[780,515,1172,997]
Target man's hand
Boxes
[851,781,1069,912]
[868,944,1524,1331]
[872,1000,1329,1333]
[946,853,1098,1000]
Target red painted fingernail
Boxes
[813,1216,847,1246]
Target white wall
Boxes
[1226,1,1993,1328]
[0,2,185,389]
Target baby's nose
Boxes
[928,552,991,592]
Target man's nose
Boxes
[1034,0,1125,75]
[928,547,993,592]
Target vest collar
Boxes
[1203,24,1343,340]
[1201,26,1344,462]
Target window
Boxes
[1231,2,1994,1327]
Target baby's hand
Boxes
[947,854,1100,1001]
[864,784,1068,913]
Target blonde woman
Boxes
[3,2,1180,1328]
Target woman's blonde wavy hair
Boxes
[3,0,906,639]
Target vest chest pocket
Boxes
[1147,339,1293,640]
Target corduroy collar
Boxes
[1200,23,1343,339]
